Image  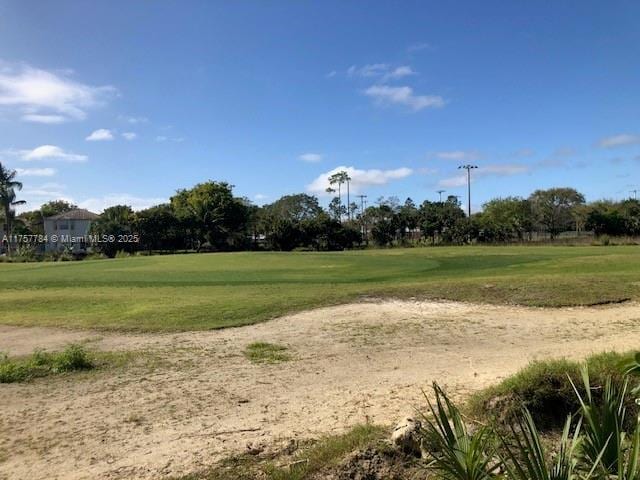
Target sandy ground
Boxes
[2,299,640,480]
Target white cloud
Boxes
[347,64,415,82]
[119,115,148,124]
[299,152,323,163]
[364,85,445,111]
[347,63,390,78]
[481,164,530,176]
[325,70,337,78]
[438,174,468,188]
[431,150,480,161]
[16,145,87,162]
[22,187,66,197]
[382,66,416,82]
[15,167,56,177]
[438,163,530,187]
[254,193,268,201]
[0,63,116,122]
[307,165,413,195]
[122,132,137,140]
[21,114,67,124]
[155,135,183,143]
[86,128,114,141]
[78,194,166,213]
[598,134,640,148]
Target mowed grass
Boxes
[1,246,640,331]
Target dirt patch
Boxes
[2,299,640,479]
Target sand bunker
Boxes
[2,299,640,479]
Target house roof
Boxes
[47,209,100,221]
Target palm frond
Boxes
[570,366,627,474]
[500,409,581,480]
[419,382,500,480]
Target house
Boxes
[44,209,100,253]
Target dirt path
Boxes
[2,300,640,480]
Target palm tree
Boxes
[0,162,25,254]
[328,171,350,221]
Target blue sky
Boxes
[1,1,639,212]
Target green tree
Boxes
[398,197,420,242]
[0,163,25,254]
[136,204,184,251]
[419,196,465,244]
[529,188,585,239]
[170,181,250,251]
[90,205,136,257]
[328,171,350,221]
[480,197,533,241]
[366,202,400,246]
[259,194,327,251]
[40,200,77,218]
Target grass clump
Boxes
[266,424,387,480]
[467,351,634,430]
[244,342,291,364]
[0,344,94,383]
[174,424,386,480]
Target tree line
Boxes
[4,164,640,257]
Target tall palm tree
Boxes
[0,162,25,254]
[344,173,352,220]
[328,171,350,221]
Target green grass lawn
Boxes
[1,246,639,331]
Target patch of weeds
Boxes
[266,424,387,480]
[172,424,387,480]
[0,344,94,383]
[0,345,136,383]
[244,342,291,364]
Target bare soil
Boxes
[2,300,640,480]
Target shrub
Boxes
[468,351,634,430]
[421,377,640,480]
[0,345,94,383]
[52,344,93,372]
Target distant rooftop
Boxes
[47,209,100,221]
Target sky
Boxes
[0,1,639,213]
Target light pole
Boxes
[458,164,478,217]
[631,189,638,200]
[357,194,368,243]
[437,190,445,202]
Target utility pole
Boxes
[437,190,445,202]
[346,176,351,221]
[357,194,367,241]
[458,164,478,217]
[631,189,638,200]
